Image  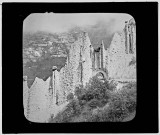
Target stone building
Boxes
[89,18,136,81]
[106,18,136,80]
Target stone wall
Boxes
[58,32,93,93]
[81,32,93,86]
[23,69,68,123]
[106,18,136,80]
[23,77,51,122]
[23,31,94,122]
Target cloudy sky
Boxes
[23,13,133,34]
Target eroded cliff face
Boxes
[107,18,136,80]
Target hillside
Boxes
[23,31,70,88]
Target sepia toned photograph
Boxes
[23,13,136,123]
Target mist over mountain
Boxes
[24,13,132,49]
[84,19,116,49]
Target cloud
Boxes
[23,13,132,34]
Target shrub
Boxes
[50,79,136,123]
[106,99,129,121]
[124,82,136,90]
[50,99,82,123]
[108,80,117,91]
[85,77,110,101]
[106,82,136,121]
[49,109,72,123]
[74,77,111,108]
[100,98,109,106]
[68,99,82,115]
[85,82,137,122]
[79,99,87,107]
[86,104,110,122]
[67,93,74,101]
[125,100,136,113]
[122,82,137,113]
[74,85,86,100]
[87,99,102,109]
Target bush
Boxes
[125,82,136,90]
[85,82,137,122]
[87,99,102,109]
[86,105,110,122]
[122,82,136,113]
[75,77,111,108]
[68,99,82,115]
[67,93,74,101]
[74,85,86,100]
[50,79,136,123]
[106,99,129,121]
[105,82,136,121]
[107,80,117,91]
[79,99,87,106]
[85,77,110,101]
[100,98,109,106]
[50,99,82,123]
[125,100,136,113]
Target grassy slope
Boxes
[49,78,136,123]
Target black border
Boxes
[2,2,158,133]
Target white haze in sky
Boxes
[23,13,133,34]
